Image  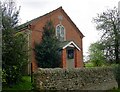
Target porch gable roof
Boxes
[59,41,81,51]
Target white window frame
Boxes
[56,24,66,41]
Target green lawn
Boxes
[2,76,32,91]
[110,88,120,92]
[84,62,94,67]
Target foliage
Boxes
[114,64,120,88]
[2,0,28,86]
[93,7,120,64]
[34,20,61,68]
[88,41,106,66]
[111,88,120,92]
[3,76,32,90]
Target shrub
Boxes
[114,64,120,87]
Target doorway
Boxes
[66,48,74,69]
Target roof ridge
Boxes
[17,6,62,30]
[28,6,63,24]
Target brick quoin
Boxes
[61,49,67,68]
[31,50,38,72]
[74,49,79,67]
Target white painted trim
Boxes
[68,44,74,47]
[55,24,59,37]
[64,26,66,41]
[56,24,66,41]
[63,41,81,51]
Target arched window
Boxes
[56,24,65,41]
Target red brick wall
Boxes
[74,49,83,68]
[61,49,67,68]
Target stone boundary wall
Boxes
[33,67,118,90]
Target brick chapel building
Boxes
[17,7,84,74]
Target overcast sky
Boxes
[16,0,120,60]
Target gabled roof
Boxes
[17,7,84,37]
[59,41,81,51]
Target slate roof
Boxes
[59,41,71,49]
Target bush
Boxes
[2,65,22,86]
[114,64,120,87]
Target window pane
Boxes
[61,27,64,36]
[57,26,60,36]
[56,24,65,41]
[67,49,74,59]
[57,26,60,32]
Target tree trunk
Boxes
[113,24,119,64]
[114,30,119,64]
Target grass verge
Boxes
[2,76,32,91]
[84,62,94,67]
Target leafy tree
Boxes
[93,7,120,64]
[88,42,106,66]
[34,21,61,68]
[2,0,28,86]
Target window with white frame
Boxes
[56,24,65,41]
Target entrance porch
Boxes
[60,41,81,68]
